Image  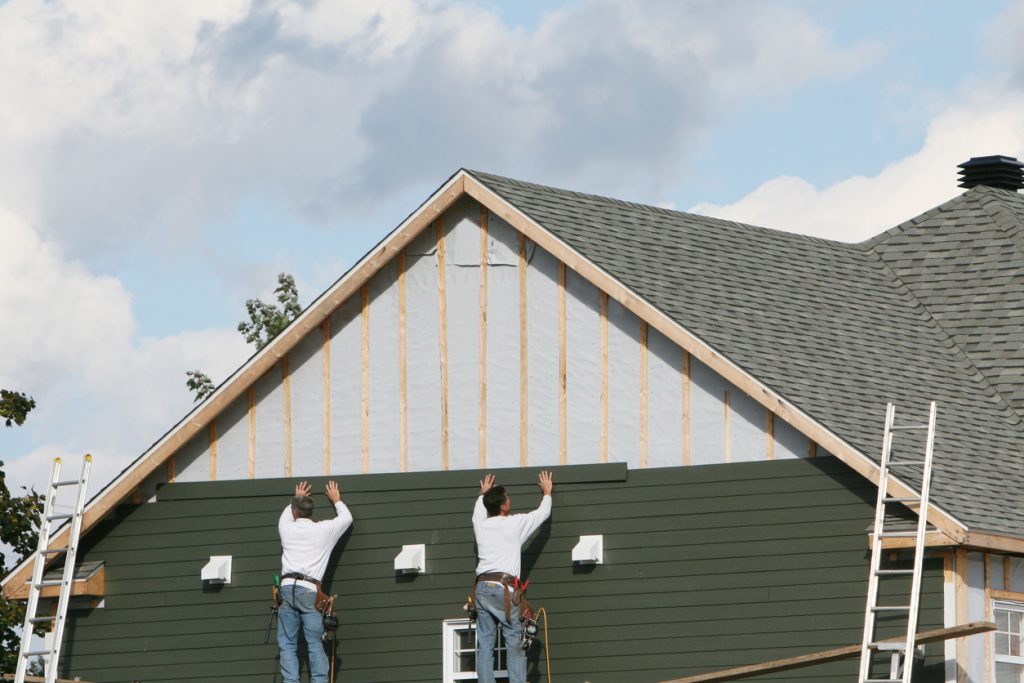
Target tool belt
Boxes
[281,572,331,612]
[471,572,534,625]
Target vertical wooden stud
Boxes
[558,262,567,465]
[167,456,176,484]
[723,389,731,463]
[985,553,992,683]
[640,321,648,468]
[398,252,409,473]
[956,547,969,683]
[209,421,218,481]
[1005,556,1012,591]
[282,355,292,477]
[808,439,817,459]
[683,350,691,466]
[247,386,256,479]
[766,410,775,460]
[322,319,331,475]
[478,207,488,469]
[600,291,609,464]
[437,219,450,470]
[361,285,370,474]
[519,233,529,466]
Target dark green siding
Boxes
[61,458,945,682]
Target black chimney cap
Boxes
[957,155,1024,191]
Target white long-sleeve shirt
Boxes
[473,494,551,578]
[278,501,353,589]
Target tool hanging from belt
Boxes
[467,572,541,651]
[263,574,283,644]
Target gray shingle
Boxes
[469,170,1024,537]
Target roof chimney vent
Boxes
[957,155,1024,191]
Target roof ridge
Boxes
[466,169,858,249]
[859,189,979,248]
[970,185,1024,258]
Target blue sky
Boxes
[1,0,1023,496]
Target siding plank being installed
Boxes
[63,458,944,683]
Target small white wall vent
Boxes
[572,535,604,565]
[394,544,427,574]
[201,555,232,584]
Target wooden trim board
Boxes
[657,622,995,683]
[8,565,105,601]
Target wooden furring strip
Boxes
[1006,556,1012,591]
[683,350,691,466]
[766,410,775,460]
[807,439,817,459]
[479,206,489,469]
[437,218,450,470]
[956,547,969,683]
[640,321,648,468]
[361,285,370,474]
[985,553,992,683]
[247,387,256,479]
[282,355,292,477]
[600,291,609,464]
[398,251,409,473]
[209,421,218,481]
[558,262,567,465]
[322,319,331,475]
[519,232,529,466]
[167,456,176,484]
[723,389,731,463]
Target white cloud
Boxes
[0,0,872,255]
[0,205,248,495]
[690,90,1024,241]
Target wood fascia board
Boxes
[962,531,1024,555]
[870,529,959,549]
[462,172,969,543]
[1,172,467,598]
[9,565,104,601]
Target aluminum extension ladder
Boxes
[858,402,937,683]
[14,455,92,683]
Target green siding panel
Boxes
[61,458,945,682]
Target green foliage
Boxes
[0,390,35,428]
[0,412,45,672]
[237,273,303,350]
[185,370,215,403]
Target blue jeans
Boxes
[277,584,329,683]
[475,582,527,683]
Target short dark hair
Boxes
[291,495,314,518]
[483,486,507,517]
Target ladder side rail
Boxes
[901,402,937,683]
[45,455,91,683]
[14,458,63,683]
[859,402,897,682]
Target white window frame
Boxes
[442,618,508,682]
[994,599,1024,677]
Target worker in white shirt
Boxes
[472,471,553,683]
[277,480,353,683]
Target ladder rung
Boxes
[29,615,56,624]
[23,649,53,657]
[41,547,68,555]
[878,531,917,538]
[890,424,929,430]
[872,605,911,611]
[883,496,919,503]
[34,579,64,587]
[875,569,914,576]
[887,461,927,466]
[53,479,83,487]
[870,641,908,651]
[47,513,73,521]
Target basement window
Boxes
[442,618,508,682]
[994,600,1024,681]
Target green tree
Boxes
[187,273,302,401]
[0,391,44,672]
[237,272,303,350]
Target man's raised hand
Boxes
[295,481,312,498]
[538,470,553,496]
[479,474,496,495]
[325,481,342,504]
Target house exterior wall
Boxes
[139,196,825,498]
[61,458,944,683]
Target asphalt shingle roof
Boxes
[469,170,1024,537]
